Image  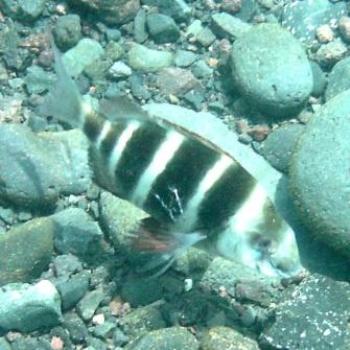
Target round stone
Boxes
[230,23,313,119]
[289,89,350,257]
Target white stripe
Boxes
[131,130,185,207]
[108,120,141,177]
[176,154,233,231]
[95,120,112,149]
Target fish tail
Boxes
[39,35,84,128]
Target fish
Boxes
[40,38,302,278]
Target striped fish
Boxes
[41,40,301,278]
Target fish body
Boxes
[41,40,302,277]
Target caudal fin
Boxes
[39,35,83,128]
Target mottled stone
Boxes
[325,56,350,101]
[53,14,82,51]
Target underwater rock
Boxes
[51,208,104,261]
[262,124,305,174]
[128,44,173,72]
[158,0,191,23]
[0,217,54,286]
[230,23,313,119]
[260,274,350,349]
[0,280,62,332]
[68,0,140,25]
[24,65,55,94]
[186,20,216,47]
[211,12,251,40]
[123,303,166,338]
[325,56,350,101]
[0,0,46,22]
[281,0,347,46]
[76,288,105,321]
[0,125,91,209]
[134,9,148,43]
[289,89,350,259]
[174,50,197,68]
[53,14,82,51]
[146,13,180,44]
[314,39,347,68]
[310,61,327,97]
[201,326,259,350]
[62,38,104,77]
[64,312,89,343]
[125,326,199,350]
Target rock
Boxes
[123,304,166,337]
[52,254,83,277]
[191,60,213,79]
[67,0,140,25]
[262,124,305,174]
[289,89,350,258]
[156,67,200,95]
[325,56,350,101]
[146,13,180,44]
[158,0,191,22]
[62,38,104,77]
[0,217,54,286]
[55,272,90,311]
[314,39,347,68]
[64,312,89,343]
[174,50,197,67]
[134,9,148,43]
[260,274,350,349]
[0,338,11,350]
[128,44,173,72]
[0,0,46,22]
[0,280,62,332]
[201,326,259,350]
[0,125,91,209]
[186,20,216,47]
[53,14,82,51]
[230,23,313,118]
[211,12,251,40]
[76,288,105,321]
[24,65,55,94]
[125,326,199,350]
[281,0,347,46]
[121,277,163,306]
[310,61,327,97]
[51,208,104,260]
[338,16,350,43]
[109,61,132,79]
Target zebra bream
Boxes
[41,41,301,277]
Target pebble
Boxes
[191,60,213,79]
[201,326,259,350]
[24,65,55,94]
[0,0,46,22]
[315,24,334,43]
[0,125,91,208]
[109,61,132,79]
[230,23,313,118]
[127,44,173,72]
[314,39,347,68]
[325,56,350,101]
[62,38,104,77]
[76,288,105,321]
[262,124,305,174]
[174,50,197,67]
[310,60,327,97]
[0,217,54,286]
[146,13,180,44]
[53,14,82,51]
[134,9,148,43]
[211,12,251,40]
[289,89,350,259]
[260,274,350,349]
[338,16,350,43]
[158,0,191,22]
[156,67,200,95]
[125,326,198,350]
[0,280,62,332]
[63,312,88,344]
[51,208,104,260]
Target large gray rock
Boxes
[0,217,54,286]
[230,24,313,118]
[289,89,350,258]
[0,280,62,332]
[260,274,350,349]
[0,125,91,209]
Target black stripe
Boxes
[197,163,256,230]
[83,114,105,143]
[143,138,220,225]
[114,121,167,197]
[99,121,128,156]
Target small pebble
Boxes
[315,24,334,43]
[338,16,350,43]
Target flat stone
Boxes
[211,12,251,40]
[325,56,350,100]
[77,288,105,321]
[231,23,313,118]
[0,280,62,332]
[146,13,180,44]
[128,44,173,72]
[158,0,191,22]
[0,218,54,286]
